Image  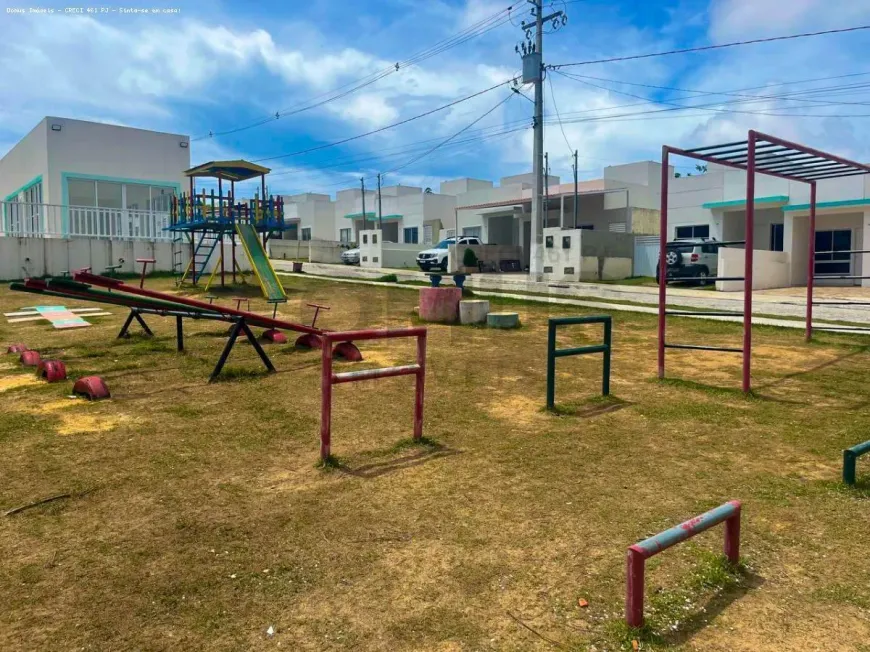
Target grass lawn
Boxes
[1,276,870,651]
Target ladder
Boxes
[171,233,186,287]
[180,232,221,285]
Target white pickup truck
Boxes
[416,236,482,272]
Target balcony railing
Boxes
[0,201,173,240]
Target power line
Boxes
[192,5,515,141]
[549,25,870,69]
[385,91,518,175]
[556,70,870,109]
[252,77,519,163]
[553,70,870,122]
[546,73,574,154]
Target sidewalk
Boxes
[271,261,870,324]
[271,261,870,334]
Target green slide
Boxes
[235,223,288,303]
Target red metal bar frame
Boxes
[657,146,669,379]
[625,501,742,629]
[658,128,865,390]
[806,183,818,341]
[320,327,427,461]
[743,134,756,393]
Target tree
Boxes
[695,164,708,174]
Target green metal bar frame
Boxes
[546,315,612,410]
[843,440,870,485]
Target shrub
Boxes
[463,248,479,268]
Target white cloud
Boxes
[709,0,870,40]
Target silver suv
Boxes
[656,238,725,285]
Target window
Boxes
[814,230,851,276]
[675,224,710,239]
[423,225,433,245]
[151,187,175,211]
[578,224,594,230]
[301,227,312,241]
[97,182,122,209]
[339,228,352,243]
[545,235,554,248]
[770,224,784,252]
[68,179,96,207]
[462,226,482,239]
[403,227,419,244]
[67,179,175,211]
[126,184,150,210]
[562,236,571,249]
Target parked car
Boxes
[656,237,725,286]
[416,236,483,272]
[341,248,360,265]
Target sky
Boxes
[2,0,870,197]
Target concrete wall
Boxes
[0,120,48,205]
[439,178,493,195]
[269,239,310,261]
[716,248,790,292]
[541,227,582,281]
[631,207,660,235]
[358,229,421,269]
[0,237,250,281]
[446,244,523,272]
[580,256,632,281]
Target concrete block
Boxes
[487,311,520,329]
[419,287,461,323]
[459,299,490,324]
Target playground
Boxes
[1,273,870,651]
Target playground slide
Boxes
[235,223,287,303]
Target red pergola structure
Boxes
[659,130,870,393]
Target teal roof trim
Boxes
[702,195,789,210]
[783,198,870,212]
[344,212,403,220]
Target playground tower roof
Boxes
[184,160,272,182]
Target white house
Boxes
[667,164,870,288]
[282,184,457,246]
[450,163,664,270]
[0,116,190,238]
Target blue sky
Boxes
[2,0,870,197]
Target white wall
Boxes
[0,119,48,206]
[716,248,789,292]
[45,116,190,211]
[541,227,582,281]
[0,237,252,281]
[358,229,422,269]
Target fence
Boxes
[1,201,173,240]
[633,235,659,277]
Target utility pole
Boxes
[518,0,566,279]
[377,173,383,230]
[573,149,578,228]
[544,151,549,228]
[360,177,367,231]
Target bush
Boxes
[376,273,399,283]
[463,247,479,268]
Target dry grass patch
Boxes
[1,276,870,651]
